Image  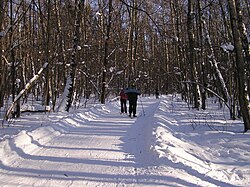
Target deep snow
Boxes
[0,95,249,187]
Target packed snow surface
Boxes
[0,95,249,187]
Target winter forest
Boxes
[0,0,250,186]
[0,0,249,129]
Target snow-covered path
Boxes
[0,99,166,186]
[0,96,249,187]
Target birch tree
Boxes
[202,10,230,104]
[9,0,20,117]
[64,0,83,112]
[3,63,48,122]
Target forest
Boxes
[0,0,250,131]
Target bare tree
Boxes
[64,0,83,112]
[0,0,249,132]
[235,0,250,100]
[187,0,201,109]
[9,0,20,117]
[0,0,5,108]
[100,0,113,104]
[3,63,48,122]
[228,0,250,132]
[202,11,230,104]
[43,0,51,106]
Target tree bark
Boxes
[3,63,48,123]
[0,0,4,107]
[202,16,230,104]
[235,0,250,101]
[65,0,83,111]
[100,0,113,104]
[187,0,200,109]
[53,0,67,110]
[228,0,250,132]
[43,0,51,106]
[9,0,20,117]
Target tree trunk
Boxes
[3,63,48,122]
[197,0,207,110]
[100,0,112,104]
[124,0,138,85]
[43,0,51,106]
[170,0,187,100]
[37,0,48,106]
[65,0,83,111]
[187,0,200,109]
[228,0,250,132]
[54,0,67,110]
[0,0,4,107]
[202,15,230,104]
[219,0,237,119]
[235,0,250,102]
[9,0,20,117]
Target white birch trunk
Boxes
[3,63,48,122]
[64,0,82,111]
[57,75,72,112]
[202,18,230,103]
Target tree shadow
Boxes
[120,99,241,187]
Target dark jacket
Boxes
[125,88,141,102]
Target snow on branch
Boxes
[221,43,234,53]
[3,63,48,122]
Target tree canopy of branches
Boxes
[0,0,249,131]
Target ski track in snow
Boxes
[0,96,249,187]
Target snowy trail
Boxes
[0,99,167,187]
[0,96,249,187]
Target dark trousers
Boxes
[120,99,127,113]
[129,100,137,115]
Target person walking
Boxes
[125,84,141,117]
[119,89,127,114]
[155,89,159,99]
